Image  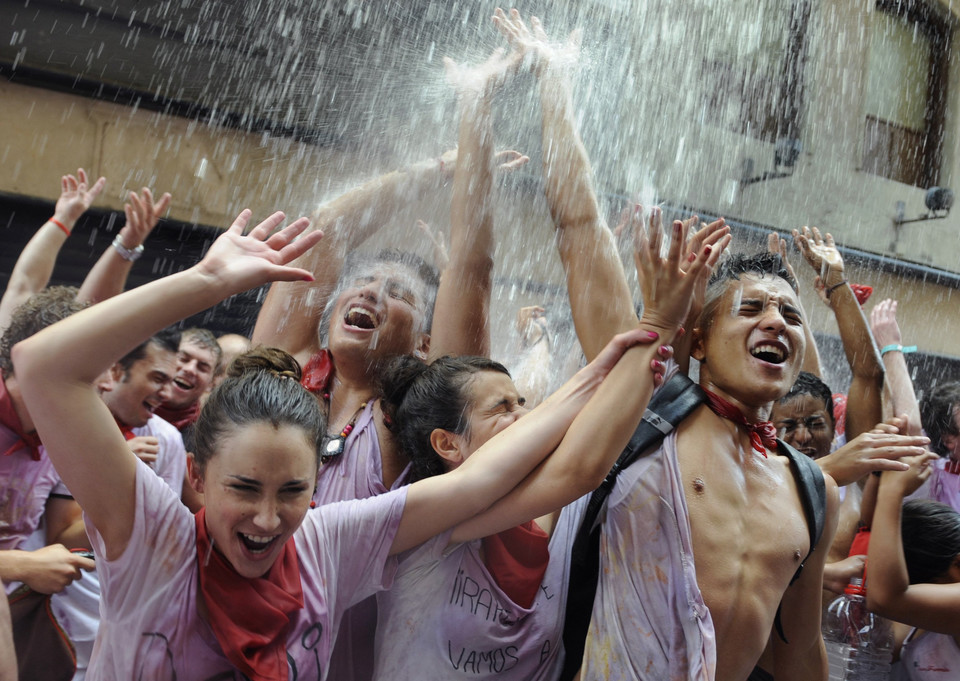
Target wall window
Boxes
[862,1,950,187]
[699,0,811,144]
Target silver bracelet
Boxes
[112,235,144,262]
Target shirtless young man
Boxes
[492,9,838,679]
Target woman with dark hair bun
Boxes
[367,232,723,677]
[11,204,715,680]
[868,454,960,679]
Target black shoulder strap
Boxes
[772,440,827,643]
[559,374,705,681]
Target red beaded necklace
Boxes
[321,399,367,464]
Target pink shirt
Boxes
[85,460,405,680]
[582,365,716,681]
[313,400,410,681]
[373,495,588,680]
[0,424,59,552]
[313,401,410,505]
[931,460,960,513]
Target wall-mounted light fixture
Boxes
[891,186,954,251]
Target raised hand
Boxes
[416,220,449,271]
[793,225,844,281]
[118,188,172,251]
[195,210,322,292]
[880,450,940,497]
[492,8,580,74]
[516,305,548,347]
[127,435,160,465]
[870,298,902,348]
[54,168,106,229]
[634,207,727,340]
[437,147,529,180]
[817,415,931,486]
[767,231,799,283]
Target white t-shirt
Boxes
[85,459,405,680]
[132,415,186,498]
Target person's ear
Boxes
[96,367,118,394]
[109,363,124,383]
[691,327,707,363]
[429,428,465,468]
[186,454,205,494]
[414,333,431,361]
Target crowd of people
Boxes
[2,8,959,681]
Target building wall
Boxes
[0,0,958,370]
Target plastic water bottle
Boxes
[822,577,893,680]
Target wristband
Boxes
[49,218,70,236]
[112,235,144,262]
[824,279,848,300]
[880,343,917,357]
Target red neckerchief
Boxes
[702,388,778,458]
[945,458,960,475]
[0,376,42,461]
[194,508,304,681]
[301,349,334,396]
[154,401,200,432]
[113,417,136,441]
[850,284,873,306]
[481,521,550,609]
[831,393,847,437]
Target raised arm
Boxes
[253,153,454,363]
[0,169,105,331]
[493,10,637,361]
[794,227,883,441]
[768,232,822,376]
[77,188,171,304]
[12,211,321,559]
[408,218,723,549]
[870,299,922,434]
[428,41,529,359]
[815,416,926,486]
[867,453,960,638]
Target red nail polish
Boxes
[647,331,659,339]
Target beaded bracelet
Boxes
[824,280,848,300]
[49,217,70,236]
[879,343,917,357]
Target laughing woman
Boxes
[10,208,709,680]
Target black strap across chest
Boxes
[558,373,827,681]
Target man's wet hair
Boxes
[778,371,835,425]
[698,252,798,331]
[920,381,960,456]
[0,286,87,376]
[117,327,182,375]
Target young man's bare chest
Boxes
[676,411,810,641]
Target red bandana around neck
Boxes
[945,458,960,476]
[154,401,200,432]
[702,388,778,458]
[301,349,334,396]
[194,508,304,681]
[481,521,550,609]
[0,377,42,461]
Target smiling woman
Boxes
[9,206,683,680]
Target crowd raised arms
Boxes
[1,7,957,681]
